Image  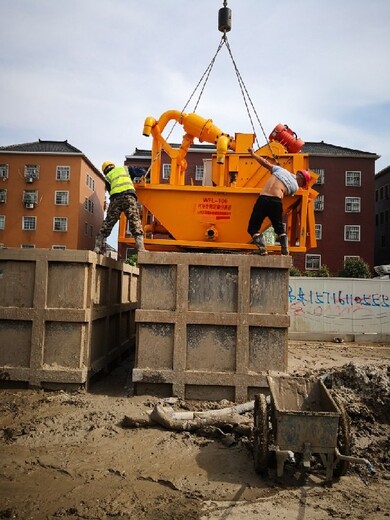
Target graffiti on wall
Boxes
[288,280,390,333]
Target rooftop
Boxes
[127,141,379,159]
[0,139,102,177]
[0,139,83,154]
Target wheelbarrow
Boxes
[253,375,374,483]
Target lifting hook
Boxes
[218,0,232,33]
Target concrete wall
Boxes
[133,251,291,402]
[0,249,139,388]
[288,277,390,342]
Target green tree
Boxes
[338,258,372,278]
[124,253,138,266]
[315,264,330,277]
[289,266,302,276]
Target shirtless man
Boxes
[247,147,310,255]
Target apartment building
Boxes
[295,142,378,274]
[375,165,390,266]
[0,140,105,251]
[125,142,378,273]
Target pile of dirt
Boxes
[322,363,390,476]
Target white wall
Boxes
[288,278,390,341]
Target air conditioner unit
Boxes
[26,177,33,183]
[25,203,34,209]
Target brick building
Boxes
[375,165,390,266]
[0,140,105,251]
[125,142,378,274]
[295,142,378,274]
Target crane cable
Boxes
[175,31,279,163]
[223,34,278,162]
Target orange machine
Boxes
[118,109,318,253]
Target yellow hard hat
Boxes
[102,161,115,173]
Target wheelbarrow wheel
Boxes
[253,393,269,475]
[332,393,351,477]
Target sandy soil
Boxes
[1,340,389,520]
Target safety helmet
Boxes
[101,161,115,173]
[297,169,311,187]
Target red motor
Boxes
[269,124,304,153]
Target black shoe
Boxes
[279,234,289,255]
[252,234,267,255]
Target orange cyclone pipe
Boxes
[144,111,234,151]
[155,110,184,133]
[143,116,156,137]
[182,113,223,143]
[216,134,230,164]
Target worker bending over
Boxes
[94,162,145,254]
[247,148,310,255]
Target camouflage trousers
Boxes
[98,193,143,239]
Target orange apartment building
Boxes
[0,140,105,251]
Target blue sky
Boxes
[1,0,390,245]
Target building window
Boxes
[315,224,322,240]
[84,223,94,236]
[23,190,38,208]
[305,254,321,270]
[56,166,70,181]
[385,184,389,200]
[314,194,324,211]
[84,198,94,213]
[162,163,171,180]
[0,215,5,230]
[24,165,39,183]
[312,168,325,184]
[86,174,95,191]
[345,197,361,212]
[54,217,67,232]
[0,164,9,180]
[0,189,7,203]
[55,191,69,205]
[344,225,360,241]
[21,244,35,249]
[344,255,359,265]
[195,165,204,182]
[52,245,66,250]
[22,216,36,230]
[345,171,361,187]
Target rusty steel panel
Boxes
[0,320,32,367]
[0,260,35,308]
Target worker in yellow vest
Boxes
[94,161,145,254]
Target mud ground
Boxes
[0,340,389,520]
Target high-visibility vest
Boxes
[106,166,135,196]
